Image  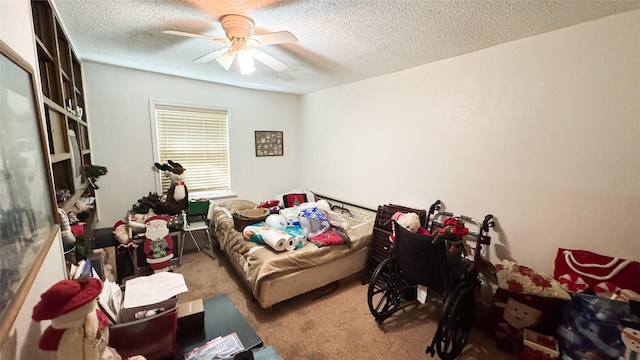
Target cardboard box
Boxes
[110,307,178,360]
[177,298,204,336]
[117,295,177,324]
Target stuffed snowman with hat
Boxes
[32,275,145,360]
[143,215,174,272]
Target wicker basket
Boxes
[233,208,270,232]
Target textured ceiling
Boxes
[51,0,640,95]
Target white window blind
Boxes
[155,104,230,194]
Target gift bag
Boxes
[488,288,567,353]
[487,261,570,353]
[556,293,630,360]
[554,248,640,293]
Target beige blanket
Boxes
[212,200,373,299]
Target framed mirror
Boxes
[0,40,58,341]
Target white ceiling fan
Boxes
[163,14,297,74]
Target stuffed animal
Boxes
[153,160,188,215]
[392,212,421,233]
[32,276,145,360]
[143,215,174,273]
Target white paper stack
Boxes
[98,279,122,323]
[123,272,188,308]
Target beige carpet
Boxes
[173,245,517,360]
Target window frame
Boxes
[149,99,233,199]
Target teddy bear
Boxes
[32,275,146,360]
[153,160,188,215]
[389,212,426,242]
[143,215,174,272]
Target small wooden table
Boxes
[174,294,263,359]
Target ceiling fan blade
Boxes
[193,48,228,64]
[248,48,287,72]
[163,29,229,44]
[250,31,297,46]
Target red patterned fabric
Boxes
[309,228,349,247]
[554,248,640,292]
[593,282,620,298]
[558,273,588,293]
[257,200,280,208]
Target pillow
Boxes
[282,193,307,208]
[277,189,315,207]
[495,260,570,300]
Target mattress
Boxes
[212,199,373,307]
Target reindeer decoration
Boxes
[153,160,188,215]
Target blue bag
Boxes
[556,293,630,359]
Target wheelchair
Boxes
[367,200,495,360]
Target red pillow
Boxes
[282,193,307,208]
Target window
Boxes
[154,103,230,196]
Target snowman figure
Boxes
[143,215,174,273]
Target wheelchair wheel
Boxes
[433,284,476,360]
[367,257,406,323]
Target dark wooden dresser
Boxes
[362,204,427,284]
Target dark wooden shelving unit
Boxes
[31,0,98,244]
[31,0,93,215]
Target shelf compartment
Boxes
[37,47,61,102]
[62,77,74,112]
[52,159,74,194]
[45,106,69,156]
[56,23,72,76]
[50,153,71,163]
[31,0,56,53]
[72,54,83,95]
[79,125,90,151]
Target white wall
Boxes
[83,63,300,226]
[299,10,640,275]
[0,1,64,359]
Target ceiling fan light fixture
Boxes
[236,49,255,74]
[216,50,234,70]
[164,13,296,74]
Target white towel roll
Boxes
[285,237,299,251]
[259,228,290,252]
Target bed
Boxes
[211,199,374,308]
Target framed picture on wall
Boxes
[0,40,58,340]
[255,131,283,157]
